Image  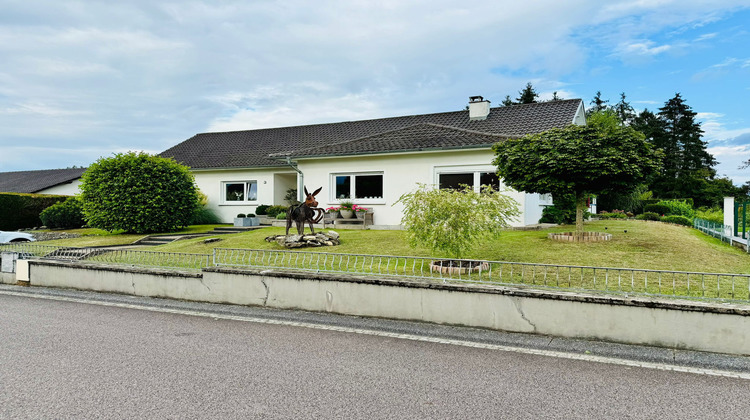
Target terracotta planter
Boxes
[429,259,489,275]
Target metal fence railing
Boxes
[213,248,750,301]
[693,218,733,244]
[0,243,211,271]
[3,243,750,302]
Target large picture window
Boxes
[332,172,384,201]
[438,169,499,191]
[223,181,257,203]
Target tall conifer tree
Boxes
[516,82,539,104]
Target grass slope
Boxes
[31,221,750,274]
[156,220,750,274]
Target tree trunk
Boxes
[575,192,586,237]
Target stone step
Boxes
[209,226,265,234]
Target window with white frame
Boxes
[332,172,384,201]
[222,181,258,203]
[436,167,500,192]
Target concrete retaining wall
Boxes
[20,259,750,356]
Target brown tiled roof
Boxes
[160,99,582,169]
[0,168,85,194]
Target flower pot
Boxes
[355,211,366,220]
[234,217,260,227]
[340,209,354,219]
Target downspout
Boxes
[285,156,304,202]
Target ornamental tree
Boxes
[396,184,520,258]
[492,118,662,236]
[80,152,200,233]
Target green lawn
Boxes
[28,220,750,274]
[37,225,227,247]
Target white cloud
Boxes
[1,0,750,172]
[618,41,672,56]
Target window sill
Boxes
[220,202,259,206]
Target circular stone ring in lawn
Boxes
[548,232,612,242]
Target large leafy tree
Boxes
[493,113,662,235]
[80,152,200,233]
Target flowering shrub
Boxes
[326,206,341,213]
[352,204,368,213]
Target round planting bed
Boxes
[548,232,612,242]
[429,260,489,275]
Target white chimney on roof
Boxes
[468,96,490,121]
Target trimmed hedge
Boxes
[661,215,693,226]
[636,212,661,221]
[255,204,270,215]
[598,212,627,219]
[0,192,69,230]
[39,197,85,229]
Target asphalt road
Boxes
[1,288,749,419]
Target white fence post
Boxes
[724,197,735,239]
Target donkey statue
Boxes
[286,186,325,235]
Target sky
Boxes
[1,0,749,185]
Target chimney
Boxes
[468,96,490,121]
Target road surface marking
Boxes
[2,289,748,380]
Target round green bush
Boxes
[661,215,693,226]
[39,197,85,229]
[236,213,246,218]
[255,204,270,215]
[266,205,289,217]
[80,152,200,233]
[643,204,670,215]
[275,212,287,220]
[636,212,661,221]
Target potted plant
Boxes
[339,201,355,219]
[326,206,342,218]
[353,204,368,220]
[234,213,260,227]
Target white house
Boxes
[161,97,587,228]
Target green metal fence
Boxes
[693,218,733,244]
[736,200,749,239]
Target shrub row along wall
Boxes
[0,193,69,230]
[18,259,750,356]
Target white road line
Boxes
[3,289,749,380]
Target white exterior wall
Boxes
[297,149,544,227]
[193,168,296,222]
[36,178,82,196]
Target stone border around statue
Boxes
[265,231,340,248]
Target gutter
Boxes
[284,156,304,202]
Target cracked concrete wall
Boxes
[23,260,750,356]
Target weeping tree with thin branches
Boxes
[396,184,519,258]
[493,114,662,237]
